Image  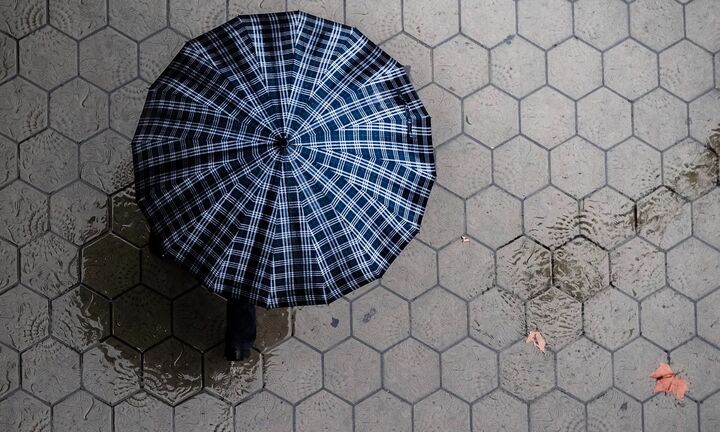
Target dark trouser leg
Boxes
[224,296,256,361]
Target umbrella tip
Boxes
[274,135,288,151]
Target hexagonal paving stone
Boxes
[380,33,432,88]
[466,186,522,249]
[604,39,658,100]
[173,287,225,351]
[51,181,108,245]
[112,186,150,247]
[51,285,110,351]
[557,337,612,401]
[629,0,683,51]
[438,238,494,300]
[702,392,720,432]
[433,35,488,96]
[687,0,720,52]
[109,0,167,41]
[383,239,436,300]
[461,0,515,47]
[22,338,80,403]
[660,40,714,102]
[530,390,585,432]
[517,0,571,49]
[53,390,111,432]
[19,130,77,193]
[585,288,639,350]
[668,238,720,300]
[670,338,720,400]
[637,186,691,249]
[607,138,662,199]
[441,338,497,402]
[49,78,108,142]
[496,236,551,300]
[49,0,106,40]
[435,136,491,197]
[324,338,380,402]
[143,338,202,405]
[0,238,16,292]
[413,390,470,432]
[20,232,79,298]
[694,188,720,249]
[203,344,262,404]
[351,286,409,351]
[548,38,602,100]
[523,186,579,250]
[114,391,172,432]
[689,90,720,144]
[0,285,48,350]
[402,0,458,46]
[580,187,635,249]
[82,337,141,404]
[634,89,688,151]
[574,0,628,50]
[114,284,171,351]
[354,390,411,432]
[526,287,582,350]
[254,306,291,352]
[610,237,665,300]
[0,135,16,188]
[416,185,464,248]
[520,87,575,149]
[169,0,226,38]
[19,26,77,90]
[587,388,641,432]
[174,392,231,432]
[234,391,294,432]
[417,84,461,146]
[644,394,698,431]
[0,0,45,38]
[139,29,187,83]
[578,87,632,150]
[550,136,605,199]
[0,180,47,245]
[0,342,19,398]
[614,338,667,401]
[141,248,196,298]
[491,37,545,98]
[494,136,549,198]
[80,28,138,91]
[294,298,350,351]
[641,287,695,350]
[383,338,439,403]
[110,80,149,138]
[346,0,400,42]
[264,338,321,403]
[472,390,527,432]
[663,138,718,200]
[499,339,555,401]
[0,78,47,142]
[411,287,467,350]
[296,390,352,432]
[698,288,720,347]
[463,86,518,149]
[469,287,524,350]
[82,234,140,300]
[0,391,50,432]
[553,237,609,302]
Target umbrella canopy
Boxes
[131,11,435,309]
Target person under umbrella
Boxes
[132,11,435,360]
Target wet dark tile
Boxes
[50,181,108,246]
[141,247,197,299]
[203,344,262,404]
[113,284,171,351]
[173,286,225,352]
[254,306,292,352]
[0,284,49,350]
[143,338,202,405]
[51,285,111,351]
[112,186,150,247]
[82,337,141,404]
[82,234,140,298]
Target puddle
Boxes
[52,285,110,351]
[203,344,262,403]
[142,338,202,405]
[254,306,292,352]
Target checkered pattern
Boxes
[131,11,435,308]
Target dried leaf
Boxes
[526,330,546,353]
[650,363,688,400]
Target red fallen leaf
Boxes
[650,363,688,400]
[526,330,546,353]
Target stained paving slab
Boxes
[0,0,719,431]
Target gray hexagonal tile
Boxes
[383,338,439,403]
[80,28,137,91]
[109,0,167,41]
[472,390,527,432]
[114,391,172,432]
[517,0,571,49]
[667,237,720,300]
[550,136,605,199]
[530,390,585,432]
[114,284,171,351]
[0,135,16,188]
[411,287,467,350]
[402,0,458,46]
[660,40,714,102]
[438,238,494,301]
[469,287,525,350]
[637,186,691,250]
[491,37,545,98]
[663,138,718,200]
[0,342,19,398]
[694,188,720,249]
[610,237,665,299]
[0,78,47,141]
[295,298,350,351]
[416,185,464,248]
[0,285,48,350]
[494,136,549,198]
[203,344,262,404]
[49,78,108,142]
[557,337,612,401]
[585,288,639,350]
[578,87,631,150]
[418,84,461,146]
[169,0,226,38]
[461,0,515,48]
[49,0,106,40]
[413,390,470,432]
[435,136,491,197]
[0,180,47,245]
[523,186,579,250]
[139,29,187,83]
[82,337,141,404]
[643,393,698,432]
[234,391,293,432]
[463,86,518,149]
[82,234,140,298]
[634,89,687,151]
[22,338,80,403]
[499,339,555,401]
[433,35,488,96]
[110,79,149,138]
[20,231,79,298]
[296,390,352,432]
[701,392,720,432]
[140,247,196,298]
[441,338,497,402]
[607,137,662,199]
[548,38,602,100]
[354,390,411,432]
[143,338,201,405]
[0,238,17,293]
[112,186,150,247]
[50,181,108,245]
[587,388,641,432]
[604,39,658,100]
[380,33,432,88]
[614,337,667,401]
[174,392,231,432]
[0,0,45,38]
[526,287,582,350]
[19,26,77,90]
[53,390,111,432]
[496,236,551,300]
[687,0,720,52]
[19,130,77,193]
[466,186,522,249]
[51,285,110,351]
[641,287,695,350]
[264,338,321,403]
[346,0,400,42]
[287,0,342,21]
[0,391,50,432]
[324,338,380,402]
[554,237,609,302]
[670,338,720,400]
[580,187,635,249]
[520,87,575,149]
[699,283,720,346]
[630,0,683,51]
[574,0,628,50]
[351,286,408,351]
[689,90,720,144]
[383,239,436,300]
[173,287,224,352]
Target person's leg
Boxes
[223,295,257,361]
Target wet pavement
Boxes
[0,0,720,431]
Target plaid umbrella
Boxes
[131,11,434,357]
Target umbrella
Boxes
[132,11,435,359]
